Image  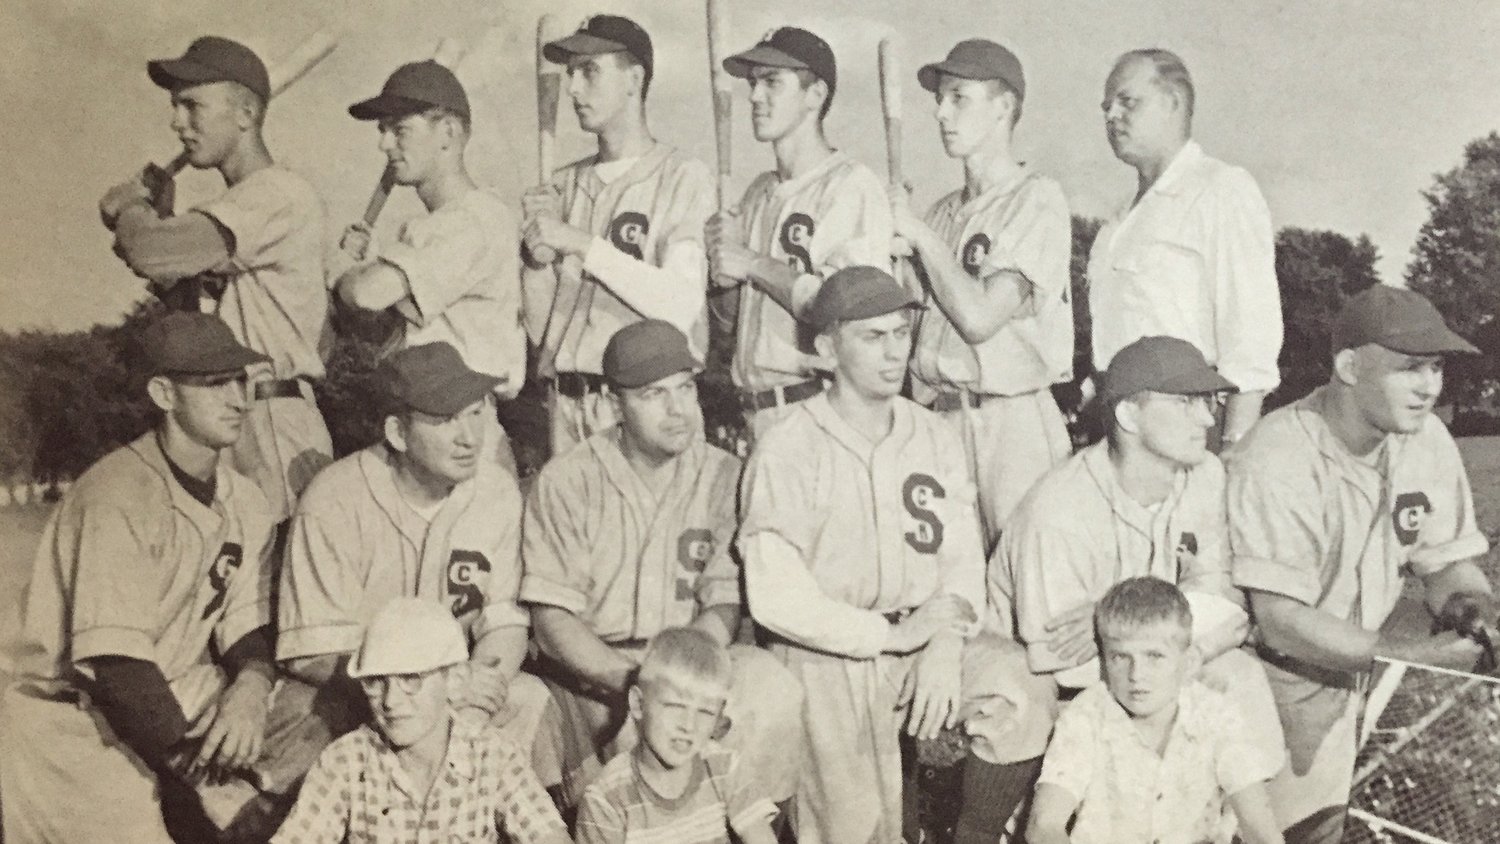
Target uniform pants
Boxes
[1259,656,1360,844]
[935,388,1070,552]
[231,389,332,524]
[538,644,804,808]
[776,633,1050,844]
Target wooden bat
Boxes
[145,27,342,216]
[878,37,903,188]
[532,15,565,264]
[707,0,733,211]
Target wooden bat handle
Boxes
[533,15,564,265]
[362,165,398,228]
[879,37,903,188]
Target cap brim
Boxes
[1380,327,1480,356]
[1155,368,1239,396]
[164,345,271,376]
[917,60,995,92]
[406,370,503,417]
[813,289,922,332]
[348,93,437,121]
[543,32,629,64]
[347,649,464,680]
[723,45,810,78]
[148,57,227,92]
[609,359,702,390]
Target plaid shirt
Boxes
[272,720,567,844]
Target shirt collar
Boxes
[1081,440,1189,537]
[1145,139,1205,198]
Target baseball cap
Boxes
[1331,285,1478,356]
[347,598,468,680]
[918,39,1025,102]
[603,320,700,389]
[349,60,470,120]
[543,15,654,84]
[148,36,270,103]
[143,312,269,376]
[1101,336,1237,406]
[377,342,500,417]
[803,265,920,334]
[723,28,837,96]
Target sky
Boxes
[5,0,1500,332]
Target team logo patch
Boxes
[608,211,650,260]
[902,473,947,554]
[677,529,716,573]
[202,542,243,620]
[447,550,491,617]
[779,212,815,274]
[1174,532,1199,576]
[961,234,991,276]
[1392,492,1432,546]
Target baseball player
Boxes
[893,39,1073,548]
[1088,49,1282,447]
[707,27,896,437]
[737,266,1050,844]
[1,313,289,843]
[334,59,525,474]
[276,342,552,780]
[1227,286,1495,844]
[520,319,803,809]
[98,36,332,525]
[522,14,714,457]
[995,335,1286,841]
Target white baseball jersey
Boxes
[732,151,894,392]
[524,144,713,376]
[277,445,525,662]
[1227,385,1488,828]
[381,187,526,399]
[519,431,742,642]
[910,167,1074,398]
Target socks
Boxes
[952,755,1043,844]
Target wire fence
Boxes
[1345,660,1500,844]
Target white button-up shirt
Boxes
[1088,141,1282,393]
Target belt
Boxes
[882,607,915,625]
[253,378,311,401]
[739,378,823,413]
[928,389,984,412]
[549,371,606,399]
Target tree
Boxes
[1271,227,1381,408]
[1407,131,1500,415]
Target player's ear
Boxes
[383,413,409,454]
[1332,347,1361,387]
[627,685,644,721]
[812,328,836,365]
[146,375,176,413]
[1113,396,1141,436]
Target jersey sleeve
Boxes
[1004,509,1102,679]
[269,740,352,844]
[213,493,275,655]
[982,178,1071,307]
[277,503,367,661]
[196,170,305,274]
[1409,427,1491,575]
[518,467,593,614]
[573,783,626,844]
[1034,692,1100,803]
[1203,169,1282,394]
[473,473,530,638]
[1226,457,1326,606]
[384,200,521,328]
[66,502,164,665]
[695,455,745,611]
[790,167,897,315]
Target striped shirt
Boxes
[574,744,774,844]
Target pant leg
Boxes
[231,393,333,523]
[720,646,805,805]
[1260,659,1360,837]
[971,390,1071,545]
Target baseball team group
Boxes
[2,10,1496,844]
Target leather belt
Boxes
[928,389,984,412]
[739,378,823,413]
[253,378,310,401]
[549,371,606,399]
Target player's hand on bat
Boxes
[340,222,375,262]
[1388,630,1485,672]
[192,672,273,781]
[1043,602,1097,667]
[706,210,753,288]
[99,175,152,230]
[900,629,963,740]
[887,182,923,258]
[523,214,592,259]
[521,184,563,222]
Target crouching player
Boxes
[575,627,777,843]
[1029,578,1283,844]
[273,598,568,843]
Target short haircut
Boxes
[792,68,833,121]
[422,105,470,136]
[227,81,267,127]
[984,77,1023,126]
[1116,48,1194,121]
[636,627,732,695]
[1095,577,1193,646]
[615,51,652,101]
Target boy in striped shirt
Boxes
[574,628,776,844]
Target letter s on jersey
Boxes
[903,473,946,553]
[447,550,491,617]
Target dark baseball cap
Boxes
[1332,285,1478,356]
[544,15,654,83]
[603,320,700,389]
[149,36,270,103]
[804,266,920,334]
[377,343,501,417]
[1101,336,1237,406]
[918,39,1025,103]
[349,60,470,120]
[723,27,837,96]
[144,312,269,376]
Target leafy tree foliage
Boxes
[1271,227,1381,408]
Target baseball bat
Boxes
[146,27,342,215]
[878,37,903,188]
[707,0,733,211]
[532,15,564,264]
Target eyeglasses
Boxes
[1147,392,1225,413]
[359,671,431,698]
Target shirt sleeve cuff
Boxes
[72,627,156,665]
[696,576,742,610]
[472,602,531,641]
[276,623,361,662]
[1233,556,1323,606]
[215,599,272,658]
[1409,531,1491,577]
[1055,659,1100,690]
[517,577,588,615]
